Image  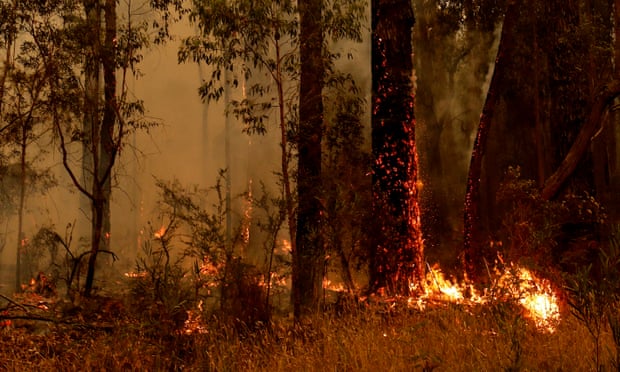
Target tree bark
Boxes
[370,0,423,295]
[294,0,324,319]
[84,0,117,296]
[81,0,100,296]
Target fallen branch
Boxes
[542,79,620,200]
[0,293,29,313]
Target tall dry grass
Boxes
[0,297,610,371]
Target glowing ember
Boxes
[124,271,147,278]
[241,179,253,244]
[280,239,292,253]
[260,272,288,288]
[154,226,166,239]
[323,279,346,292]
[182,300,208,335]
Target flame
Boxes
[410,262,560,332]
[182,300,208,335]
[280,239,292,253]
[241,179,253,244]
[260,271,288,288]
[501,266,560,332]
[323,279,346,292]
[124,271,147,278]
[154,226,166,239]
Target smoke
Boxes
[412,2,502,261]
[0,0,369,292]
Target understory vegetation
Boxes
[0,293,612,371]
[1,169,619,371]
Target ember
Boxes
[154,226,167,239]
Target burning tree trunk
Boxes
[463,0,518,278]
[370,0,424,295]
[294,0,325,318]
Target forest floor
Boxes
[0,280,613,371]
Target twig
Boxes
[483,257,495,291]
[0,293,29,313]
[426,262,440,290]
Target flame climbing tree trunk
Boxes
[369,0,424,295]
[294,0,325,318]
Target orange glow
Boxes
[280,239,292,253]
[182,300,208,335]
[124,271,147,278]
[154,226,166,239]
[409,262,560,332]
[323,279,346,292]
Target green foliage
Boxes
[564,226,620,371]
[322,78,370,292]
[180,0,366,135]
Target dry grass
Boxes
[0,296,611,371]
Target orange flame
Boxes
[410,262,560,332]
[154,226,166,239]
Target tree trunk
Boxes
[15,120,27,292]
[0,0,17,119]
[100,0,116,254]
[84,0,117,296]
[463,0,518,278]
[81,0,99,296]
[294,0,324,319]
[370,0,423,295]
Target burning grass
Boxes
[0,290,613,371]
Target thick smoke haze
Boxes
[0,5,372,291]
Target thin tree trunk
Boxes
[100,0,116,254]
[616,0,620,79]
[15,120,27,292]
[463,0,518,278]
[274,37,296,262]
[294,0,324,319]
[81,0,99,295]
[84,0,117,296]
[0,0,17,120]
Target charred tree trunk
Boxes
[294,0,324,319]
[370,0,423,295]
[463,0,518,278]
